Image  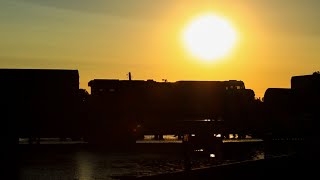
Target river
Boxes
[15,139,267,180]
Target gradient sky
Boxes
[1,0,320,98]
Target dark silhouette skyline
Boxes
[1,68,319,179]
[1,68,318,149]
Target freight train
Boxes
[1,69,318,148]
[86,77,259,145]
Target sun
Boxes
[182,13,237,62]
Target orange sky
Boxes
[1,0,320,98]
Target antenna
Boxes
[128,72,132,81]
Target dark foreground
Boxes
[2,140,316,180]
[135,154,312,180]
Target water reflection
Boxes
[76,151,93,180]
[17,141,265,180]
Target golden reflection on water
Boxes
[76,151,93,180]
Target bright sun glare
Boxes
[182,14,237,62]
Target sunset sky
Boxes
[1,0,320,98]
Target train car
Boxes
[263,72,320,158]
[264,72,320,138]
[87,77,256,145]
[264,88,296,136]
[0,69,79,144]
